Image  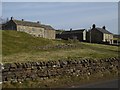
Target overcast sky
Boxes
[1,0,119,2]
[2,2,118,34]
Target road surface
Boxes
[71,79,119,88]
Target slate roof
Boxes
[61,29,86,34]
[13,20,41,27]
[95,28,112,34]
[40,24,55,30]
[12,20,54,30]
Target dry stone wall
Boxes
[1,57,119,83]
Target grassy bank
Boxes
[2,30,118,63]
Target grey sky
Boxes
[2,0,119,2]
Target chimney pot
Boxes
[70,28,72,31]
[92,24,96,29]
[37,21,40,24]
[102,26,106,29]
[11,17,13,20]
[22,19,24,21]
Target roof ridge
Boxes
[96,27,112,34]
[12,19,42,28]
[13,19,39,24]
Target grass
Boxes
[2,30,118,63]
[2,30,54,55]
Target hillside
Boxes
[2,30,59,56]
[2,30,118,63]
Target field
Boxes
[2,30,118,63]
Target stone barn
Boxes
[2,17,55,39]
[56,29,87,41]
[87,24,113,44]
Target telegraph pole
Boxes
[90,27,91,43]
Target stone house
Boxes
[56,29,87,41]
[87,24,113,44]
[2,17,55,39]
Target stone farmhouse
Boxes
[2,17,114,44]
[87,24,113,44]
[2,17,55,39]
[56,24,113,44]
[56,29,87,41]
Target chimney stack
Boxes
[22,19,24,21]
[11,17,13,20]
[102,26,106,29]
[70,28,72,31]
[37,21,40,24]
[92,24,96,29]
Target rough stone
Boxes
[2,57,119,83]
